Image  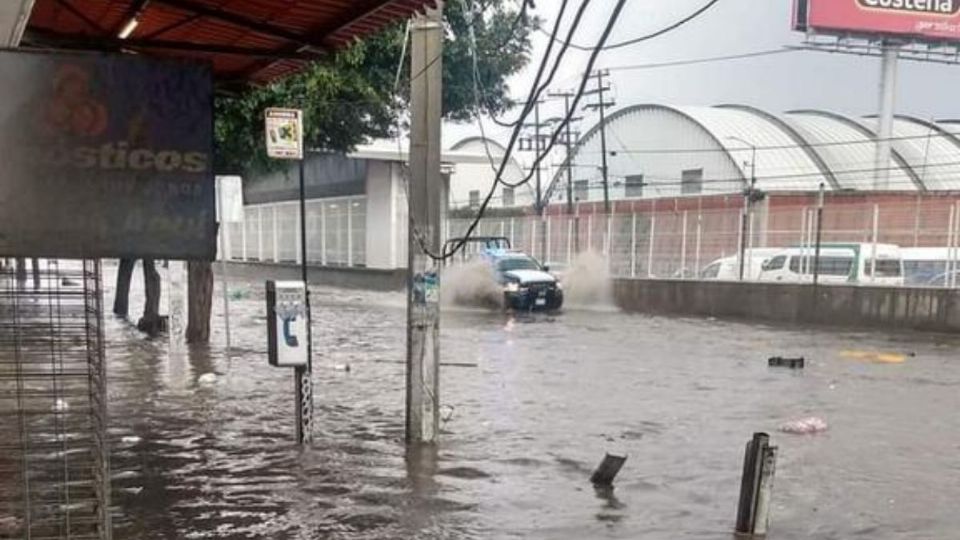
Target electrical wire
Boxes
[408,0,585,260]
[554,158,960,189]
[434,0,630,261]
[605,48,796,72]
[488,0,577,130]
[537,0,722,51]
[574,131,960,155]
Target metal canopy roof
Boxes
[23,0,434,82]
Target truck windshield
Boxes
[498,257,541,272]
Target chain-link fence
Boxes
[448,194,960,287]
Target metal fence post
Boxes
[295,203,303,265]
[736,211,745,281]
[241,212,248,261]
[531,218,537,256]
[272,205,280,263]
[798,207,808,274]
[953,202,960,288]
[587,214,594,252]
[680,211,688,279]
[347,199,354,267]
[695,209,703,278]
[950,202,955,288]
[546,216,553,263]
[747,208,755,278]
[647,212,657,278]
[257,206,264,261]
[871,203,880,284]
[630,212,637,278]
[605,214,613,257]
[321,202,327,266]
[950,202,959,288]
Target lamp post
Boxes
[727,137,757,282]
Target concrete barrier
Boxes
[613,279,960,333]
[223,262,406,292]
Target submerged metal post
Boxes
[735,432,778,537]
[752,445,778,536]
[406,2,443,445]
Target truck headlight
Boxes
[505,282,520,293]
[555,281,563,290]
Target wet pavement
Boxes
[91,266,960,538]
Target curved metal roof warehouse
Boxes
[557,104,960,203]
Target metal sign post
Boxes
[216,175,244,356]
[264,108,313,444]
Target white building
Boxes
[223,139,526,271]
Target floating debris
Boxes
[779,417,828,435]
[840,350,909,364]
[768,356,805,369]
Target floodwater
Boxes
[92,265,960,538]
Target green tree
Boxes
[214,0,536,174]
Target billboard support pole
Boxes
[874,43,899,190]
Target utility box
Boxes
[266,280,308,367]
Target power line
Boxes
[568,158,960,188]
[605,48,797,72]
[437,0,630,261]
[537,0,722,51]
[489,0,592,130]
[575,131,960,156]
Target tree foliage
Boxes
[214,0,536,174]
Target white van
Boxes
[901,247,959,286]
[699,249,783,281]
[758,243,904,286]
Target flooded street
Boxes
[102,266,960,540]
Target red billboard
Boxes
[794,0,960,44]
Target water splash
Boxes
[560,251,614,309]
[441,261,503,310]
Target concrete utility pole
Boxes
[520,99,550,261]
[548,90,581,216]
[585,70,614,214]
[406,2,443,446]
[875,42,900,190]
[728,136,757,282]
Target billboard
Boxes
[794,0,960,44]
[0,50,215,260]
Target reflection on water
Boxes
[17,265,960,539]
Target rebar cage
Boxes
[0,259,112,540]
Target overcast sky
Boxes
[446,0,960,144]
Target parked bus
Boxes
[757,243,904,286]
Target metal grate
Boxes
[0,259,112,540]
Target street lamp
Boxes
[726,136,759,282]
